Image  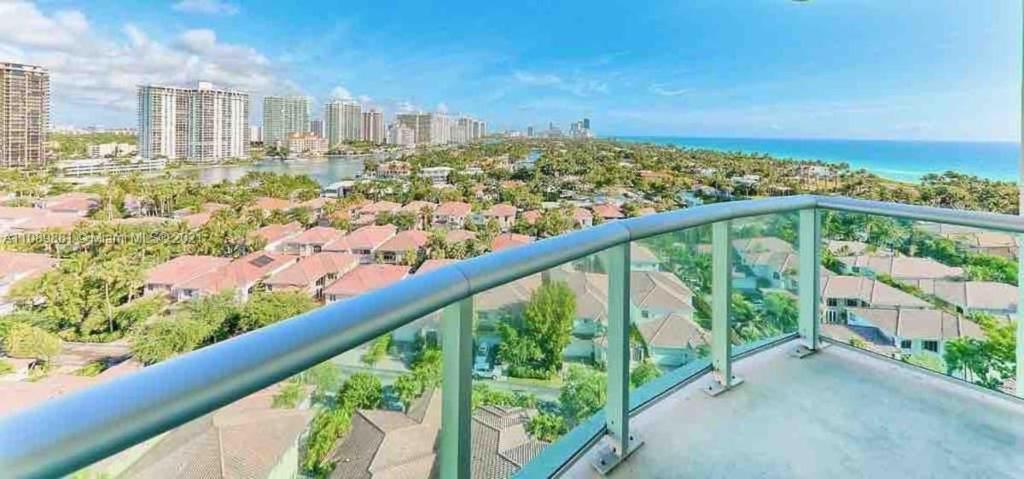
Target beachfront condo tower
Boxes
[262,96,310,146]
[137,82,249,163]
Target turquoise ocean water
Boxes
[612,136,1019,183]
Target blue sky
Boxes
[2,0,1020,141]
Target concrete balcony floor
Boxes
[565,342,1024,479]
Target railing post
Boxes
[707,220,742,395]
[795,208,821,357]
[1017,235,1023,397]
[441,298,473,479]
[592,242,642,474]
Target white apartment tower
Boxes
[0,63,50,168]
[262,96,309,146]
[386,123,415,146]
[325,100,362,147]
[138,82,249,162]
[361,109,385,144]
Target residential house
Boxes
[907,279,1018,317]
[491,233,533,252]
[172,251,297,301]
[733,237,798,291]
[401,201,437,228]
[323,264,410,303]
[376,160,411,179]
[360,200,402,217]
[254,222,304,252]
[591,203,624,221]
[835,254,964,282]
[846,307,985,357]
[252,196,294,212]
[820,275,930,323]
[634,312,709,367]
[143,255,231,298]
[0,206,82,234]
[297,197,335,219]
[36,192,100,217]
[283,226,346,256]
[433,202,472,228]
[631,243,661,271]
[376,229,429,265]
[521,209,541,225]
[0,252,57,314]
[344,224,398,263]
[573,208,594,228]
[179,212,212,228]
[116,387,312,479]
[446,229,478,245]
[470,406,548,478]
[827,240,879,257]
[420,166,453,185]
[917,222,1019,259]
[264,252,360,300]
[483,203,518,231]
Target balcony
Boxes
[1,195,1022,479]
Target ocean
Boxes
[611,136,1019,183]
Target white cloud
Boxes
[357,94,373,104]
[435,102,449,114]
[649,84,691,97]
[330,86,353,100]
[0,2,282,124]
[172,0,239,16]
[513,70,608,97]
[396,101,417,113]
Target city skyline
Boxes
[0,1,1020,141]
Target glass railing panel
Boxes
[469,247,612,478]
[820,211,1020,398]
[729,212,801,353]
[34,294,445,479]
[628,226,713,391]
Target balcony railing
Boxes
[1,195,1022,478]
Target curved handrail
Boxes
[2,194,1023,477]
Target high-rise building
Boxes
[262,96,309,146]
[583,118,590,130]
[249,126,263,143]
[0,63,50,168]
[361,109,384,144]
[395,112,433,145]
[324,100,362,147]
[310,119,324,138]
[527,126,534,138]
[386,123,415,146]
[138,81,249,162]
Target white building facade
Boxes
[138,82,249,162]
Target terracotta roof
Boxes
[345,224,397,251]
[446,229,477,243]
[630,271,694,314]
[287,226,346,246]
[6,211,84,232]
[908,280,1018,312]
[121,387,313,479]
[591,203,624,219]
[847,307,986,341]
[324,264,410,298]
[521,210,541,225]
[471,406,547,479]
[180,212,212,228]
[145,255,232,287]
[378,229,430,253]
[177,252,297,295]
[435,201,472,217]
[402,201,437,214]
[200,202,229,213]
[484,203,517,218]
[298,197,335,210]
[821,275,930,309]
[252,197,294,211]
[573,208,593,222]
[837,255,964,281]
[827,240,876,257]
[631,244,659,263]
[0,252,57,280]
[0,360,142,416]
[490,233,533,252]
[637,312,708,349]
[733,237,796,256]
[360,201,402,215]
[265,252,360,288]
[254,222,303,244]
[416,259,458,273]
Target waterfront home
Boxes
[143,255,231,298]
[344,224,397,263]
[283,226,347,256]
[820,275,930,323]
[115,387,312,479]
[835,254,964,282]
[322,180,357,198]
[264,252,360,300]
[846,307,985,358]
[376,160,411,179]
[376,229,430,265]
[905,279,1018,317]
[254,222,304,251]
[0,252,57,314]
[433,202,472,228]
[490,233,533,252]
[483,203,518,231]
[172,251,297,302]
[323,264,410,303]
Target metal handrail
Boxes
[2,194,1023,478]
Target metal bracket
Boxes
[591,433,645,475]
[703,374,744,397]
[790,341,830,359]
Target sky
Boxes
[0,0,1020,141]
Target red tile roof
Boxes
[491,233,533,252]
[177,251,297,295]
[145,255,231,287]
[445,229,477,243]
[573,208,593,221]
[416,259,458,273]
[484,203,517,218]
[180,212,212,228]
[401,201,437,214]
[435,201,472,217]
[325,264,410,298]
[592,203,624,219]
[254,222,304,244]
[378,230,430,253]
[288,226,346,246]
[345,224,397,251]
[0,252,57,279]
[361,201,402,215]
[521,210,542,225]
[265,252,360,288]
[252,197,294,211]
